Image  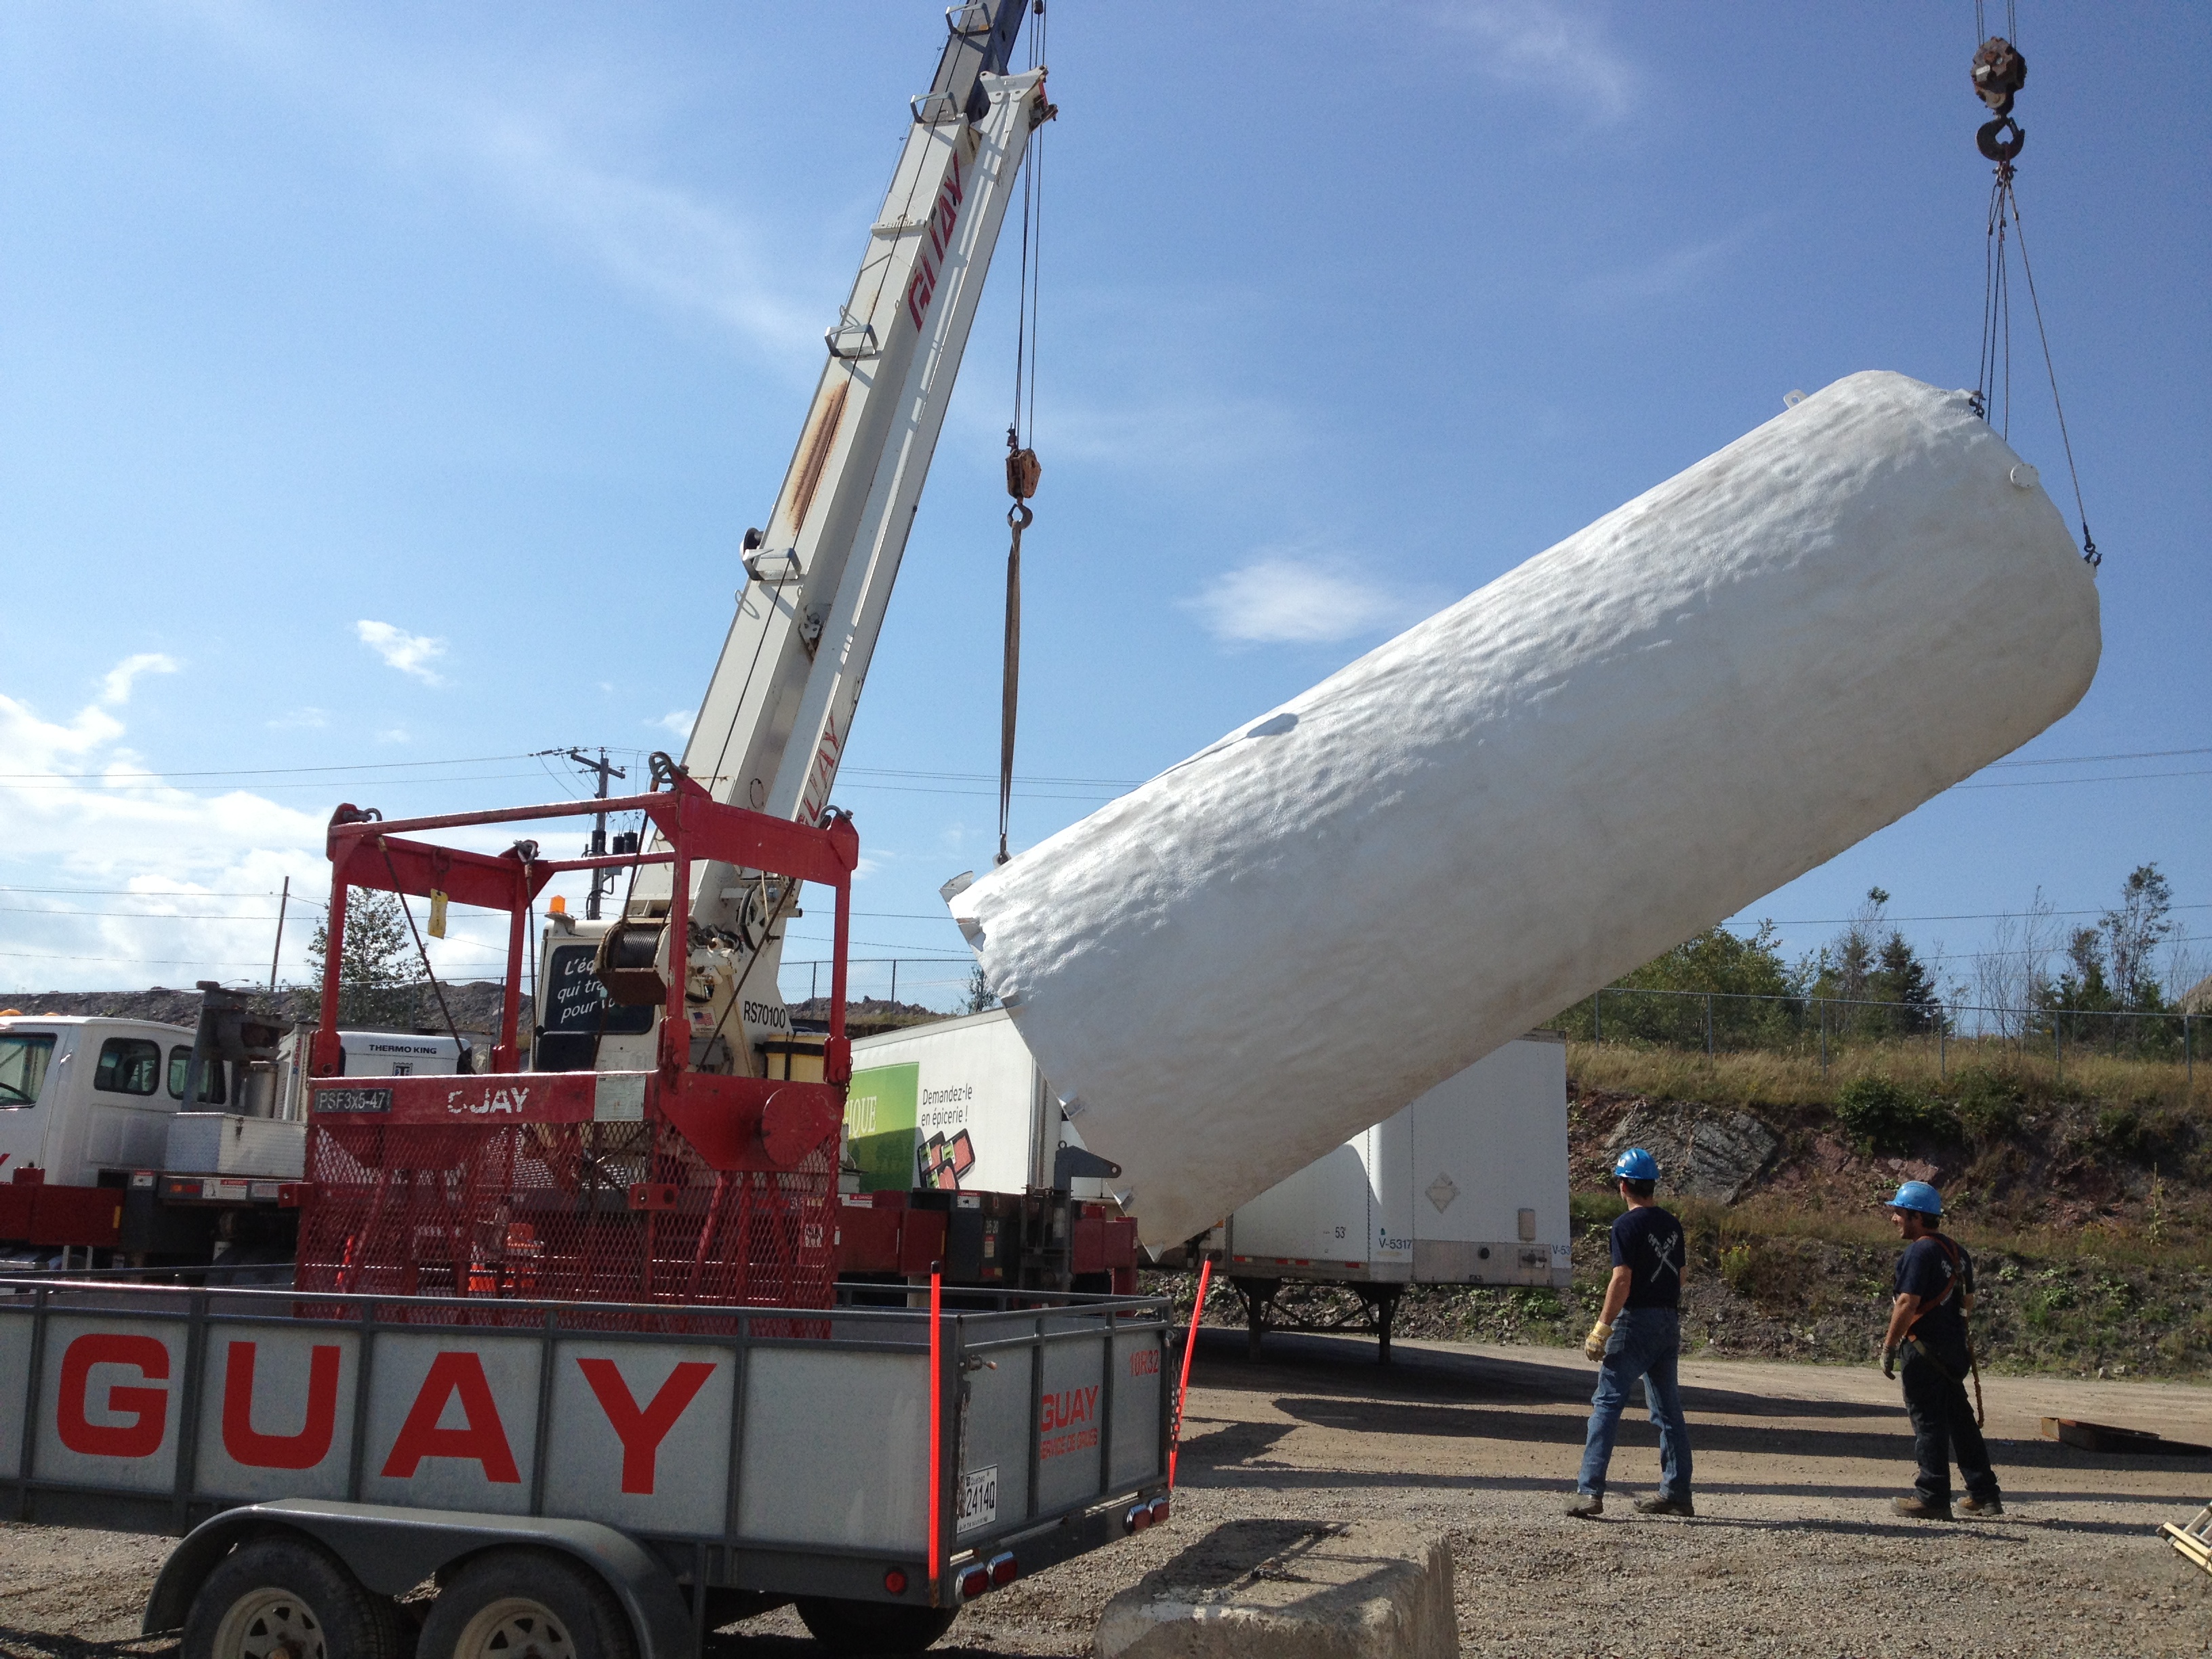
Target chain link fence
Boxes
[1561,984,2202,1084]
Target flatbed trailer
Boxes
[1,1271,1172,1658]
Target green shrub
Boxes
[2093,1104,2191,1165]
[1952,1069,2024,1143]
[1835,1076,1956,1153]
[1719,1243,1757,1293]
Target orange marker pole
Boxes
[1167,1255,1212,1490]
[928,1261,943,1606]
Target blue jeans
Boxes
[1577,1307,1692,1500]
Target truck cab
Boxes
[0,1015,205,1191]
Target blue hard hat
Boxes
[1612,1147,1660,1183]
[1886,1180,1943,1216]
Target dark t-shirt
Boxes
[1896,1233,1975,1367]
[1610,1205,1685,1310]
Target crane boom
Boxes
[592,3,1048,1072]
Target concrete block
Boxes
[1096,1519,1457,1659]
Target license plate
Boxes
[956,1466,998,1536]
[315,1088,393,1114]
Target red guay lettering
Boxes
[380,1351,521,1483]
[222,1341,341,1471]
[576,1358,716,1495]
[1040,1385,1099,1433]
[56,1332,169,1458]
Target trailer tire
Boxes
[417,1548,637,1659]
[793,1597,958,1655]
[182,1535,405,1659]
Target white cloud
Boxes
[1577,221,1764,306]
[0,661,332,991]
[651,709,695,739]
[99,653,179,708]
[465,118,818,363]
[375,727,411,745]
[356,620,447,684]
[0,661,545,993]
[267,706,328,731]
[176,7,823,371]
[1183,555,1441,646]
[1427,0,1637,123]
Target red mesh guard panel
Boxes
[296,1118,836,1332]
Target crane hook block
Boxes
[1977,115,2026,163]
[1971,37,2027,117]
[1006,446,1042,501]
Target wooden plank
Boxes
[2039,1416,2212,1456]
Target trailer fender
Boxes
[145,1498,695,1659]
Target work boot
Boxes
[1565,1494,1603,1519]
[1892,1495,1954,1520]
[1959,1493,2005,1516]
[1634,1494,1695,1517]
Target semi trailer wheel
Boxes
[417,1548,637,1659]
[793,1597,958,1655]
[183,1535,407,1659]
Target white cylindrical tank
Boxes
[951,372,2101,1246]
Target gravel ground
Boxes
[5,1332,2210,1659]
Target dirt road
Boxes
[5,1331,2208,1658]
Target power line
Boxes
[4,771,554,794]
[1984,744,2211,769]
[1952,768,2212,791]
[0,752,538,781]
[1756,905,2211,926]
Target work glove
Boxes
[1584,1320,1614,1362]
[1881,1345,1898,1380]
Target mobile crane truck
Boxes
[2,9,1175,1658]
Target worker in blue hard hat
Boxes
[1567,1147,1694,1519]
[1880,1180,2002,1519]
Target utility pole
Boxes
[564,749,628,920]
[267,877,289,992]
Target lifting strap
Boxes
[1968,20,2099,568]
[998,445,1040,866]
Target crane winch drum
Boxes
[951,370,2102,1247]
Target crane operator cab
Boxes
[532,885,825,1084]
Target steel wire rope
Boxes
[1969,3,2094,565]
[373,838,467,1052]
[998,12,1048,867]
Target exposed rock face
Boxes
[1606,1104,1780,1203]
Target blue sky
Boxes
[2,1,2205,1010]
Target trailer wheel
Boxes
[417,1548,636,1659]
[183,1536,405,1659]
[793,1597,958,1655]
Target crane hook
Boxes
[1977,115,2025,163]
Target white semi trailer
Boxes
[1206,1032,1571,1360]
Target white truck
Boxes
[0,1008,472,1271]
[844,1014,1572,1359]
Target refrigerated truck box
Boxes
[847,1008,1115,1200]
[1221,1033,1571,1288]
